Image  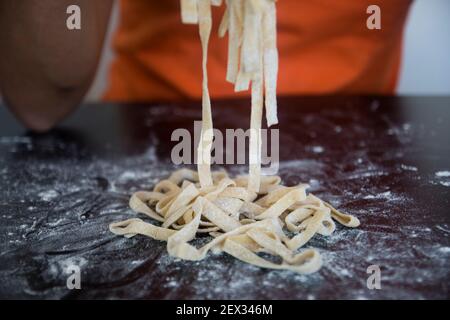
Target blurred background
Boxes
[85,0,450,101]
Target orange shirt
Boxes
[104,0,412,102]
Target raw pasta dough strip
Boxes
[181,0,199,24]
[262,1,278,126]
[197,0,214,188]
[222,239,323,274]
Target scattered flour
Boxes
[362,191,405,202]
[38,190,59,201]
[438,247,450,254]
[401,164,418,172]
[47,218,66,227]
[436,225,450,233]
[311,146,324,154]
[57,256,88,272]
[432,171,450,187]
[435,171,450,178]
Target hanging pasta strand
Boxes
[247,1,264,192]
[197,0,214,187]
[224,0,240,83]
[109,0,361,275]
[262,0,279,126]
[181,0,199,24]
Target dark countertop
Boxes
[0,96,449,299]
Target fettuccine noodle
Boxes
[110,0,360,274]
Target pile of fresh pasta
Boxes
[109,0,360,274]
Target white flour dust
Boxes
[431,170,450,187]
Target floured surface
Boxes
[0,97,449,299]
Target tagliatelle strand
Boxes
[197,0,214,188]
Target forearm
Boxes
[0,0,112,131]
